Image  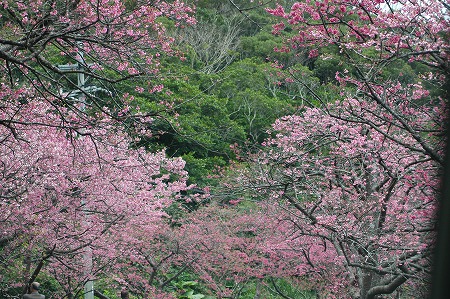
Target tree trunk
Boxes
[254,279,261,299]
[360,269,374,299]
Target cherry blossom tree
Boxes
[265,0,449,159]
[0,0,196,133]
[239,100,441,298]
[195,0,449,298]
[179,94,442,298]
[176,204,273,298]
[1,2,199,297]
[176,202,320,298]
[267,0,449,71]
[211,0,448,298]
[0,100,193,298]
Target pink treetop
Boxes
[0,99,191,298]
[236,95,440,298]
[175,189,351,298]
[266,0,448,165]
[0,0,196,132]
[267,0,449,66]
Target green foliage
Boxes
[313,54,346,84]
[380,59,416,84]
[165,272,214,299]
[0,267,59,299]
[310,45,353,85]
[264,278,317,299]
[174,95,245,157]
[204,58,296,143]
[128,66,246,184]
[226,88,292,143]
[172,281,206,299]
[212,278,317,299]
[240,29,286,60]
[0,260,24,298]
[182,153,227,186]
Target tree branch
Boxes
[366,266,410,299]
[94,290,112,299]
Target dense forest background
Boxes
[140,0,353,187]
[1,0,448,298]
